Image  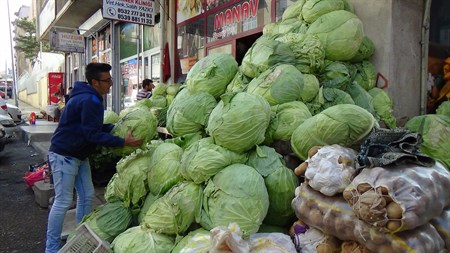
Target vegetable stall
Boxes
[71,0,450,252]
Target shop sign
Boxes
[213,0,259,39]
[50,31,85,53]
[102,0,155,26]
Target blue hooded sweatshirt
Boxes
[49,81,124,160]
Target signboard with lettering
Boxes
[50,31,85,53]
[103,0,155,26]
[206,0,263,43]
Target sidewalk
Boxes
[7,98,58,159]
[10,99,107,240]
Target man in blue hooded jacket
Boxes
[45,63,142,253]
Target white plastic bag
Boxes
[250,233,297,253]
[305,145,357,196]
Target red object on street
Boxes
[0,91,5,99]
[29,112,36,125]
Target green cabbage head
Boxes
[142,181,203,235]
[111,225,175,253]
[352,61,377,91]
[246,64,304,106]
[306,10,363,61]
[246,146,299,226]
[436,101,450,117]
[207,92,272,153]
[104,110,119,124]
[405,114,450,169]
[147,143,184,196]
[81,201,132,242]
[186,53,238,99]
[350,36,375,63]
[281,0,305,20]
[111,107,158,156]
[200,164,269,237]
[166,88,217,137]
[266,101,312,143]
[291,104,376,160]
[180,137,248,184]
[302,0,345,24]
[368,87,397,128]
[241,36,296,78]
[301,74,320,102]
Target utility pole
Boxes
[7,0,19,107]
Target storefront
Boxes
[175,0,296,82]
[426,0,450,113]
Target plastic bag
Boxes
[249,233,297,253]
[305,145,357,196]
[343,162,450,233]
[209,223,250,253]
[23,167,45,188]
[292,183,445,253]
[296,227,340,253]
[341,241,373,253]
[430,208,450,250]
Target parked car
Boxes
[6,103,23,124]
[0,124,6,152]
[0,114,19,138]
[0,90,5,99]
[124,96,136,108]
[0,97,22,123]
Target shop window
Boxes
[119,23,139,60]
[178,19,205,76]
[206,0,271,43]
[151,54,161,80]
[206,0,234,11]
[177,0,204,24]
[143,21,161,50]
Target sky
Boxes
[0,0,32,74]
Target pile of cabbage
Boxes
[77,1,410,251]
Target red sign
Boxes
[213,0,259,31]
[48,72,64,104]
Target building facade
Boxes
[28,0,449,118]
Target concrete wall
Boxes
[350,0,424,119]
[18,77,50,113]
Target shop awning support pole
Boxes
[420,0,432,115]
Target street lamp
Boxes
[7,0,19,107]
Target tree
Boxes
[13,18,46,60]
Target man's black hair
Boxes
[85,63,112,85]
[142,79,153,88]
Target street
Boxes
[0,136,48,253]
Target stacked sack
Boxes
[291,145,450,252]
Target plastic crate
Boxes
[58,223,112,253]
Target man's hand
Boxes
[124,130,143,147]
